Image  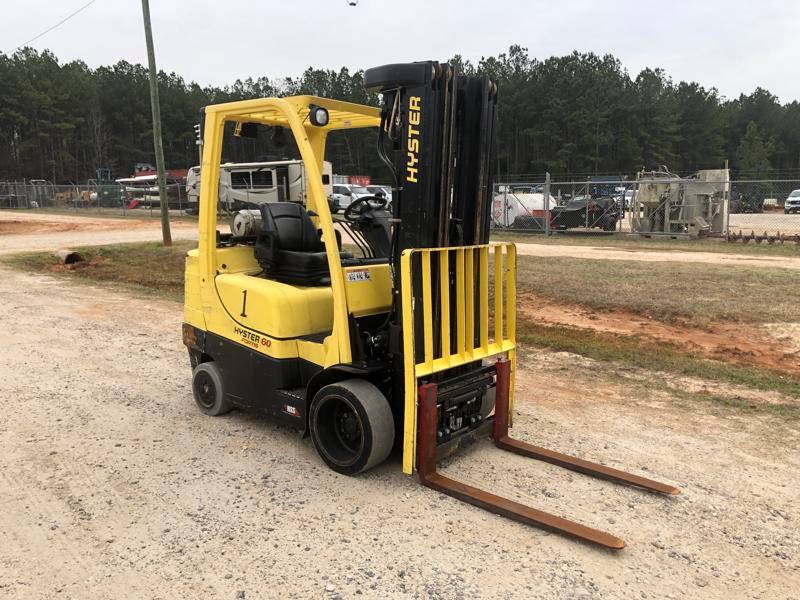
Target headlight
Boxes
[309,105,329,127]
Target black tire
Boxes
[310,379,394,475]
[601,216,617,231]
[512,215,538,230]
[192,362,233,416]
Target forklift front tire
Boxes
[310,379,394,476]
[192,362,233,416]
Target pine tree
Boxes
[736,121,774,177]
[0,46,799,182]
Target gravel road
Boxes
[0,212,196,255]
[1,210,798,598]
[0,265,798,599]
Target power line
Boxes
[7,0,99,54]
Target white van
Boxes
[186,160,333,212]
[330,183,374,212]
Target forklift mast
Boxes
[362,63,679,550]
[365,61,497,257]
[364,61,498,391]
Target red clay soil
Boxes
[518,292,800,376]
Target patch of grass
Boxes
[492,231,800,257]
[668,387,800,421]
[2,240,194,301]
[8,240,795,327]
[516,255,799,324]
[518,321,800,400]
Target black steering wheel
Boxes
[344,195,388,221]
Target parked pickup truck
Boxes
[785,189,800,214]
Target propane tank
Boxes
[231,209,262,237]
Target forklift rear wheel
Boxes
[192,362,233,416]
[310,379,394,476]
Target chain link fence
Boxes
[491,174,800,241]
[0,180,195,217]
[727,180,800,240]
[0,176,322,219]
[492,176,637,235]
[4,176,800,240]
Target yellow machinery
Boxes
[183,61,678,549]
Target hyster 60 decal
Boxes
[233,325,271,350]
[406,96,421,183]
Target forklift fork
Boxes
[416,359,680,549]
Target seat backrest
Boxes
[259,202,323,252]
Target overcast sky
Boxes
[3,0,799,102]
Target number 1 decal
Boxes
[240,289,248,317]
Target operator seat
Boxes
[255,202,346,286]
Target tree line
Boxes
[1,45,798,184]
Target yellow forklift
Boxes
[183,61,679,549]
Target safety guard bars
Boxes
[400,243,516,474]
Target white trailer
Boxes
[186,160,333,212]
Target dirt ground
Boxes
[615,212,800,236]
[513,241,800,270]
[518,293,800,376]
[728,212,800,236]
[0,211,196,255]
[0,213,171,235]
[1,212,799,599]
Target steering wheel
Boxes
[344,195,388,221]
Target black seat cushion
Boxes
[260,202,324,253]
[255,202,349,286]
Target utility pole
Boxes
[141,0,171,246]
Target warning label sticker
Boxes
[346,270,370,282]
